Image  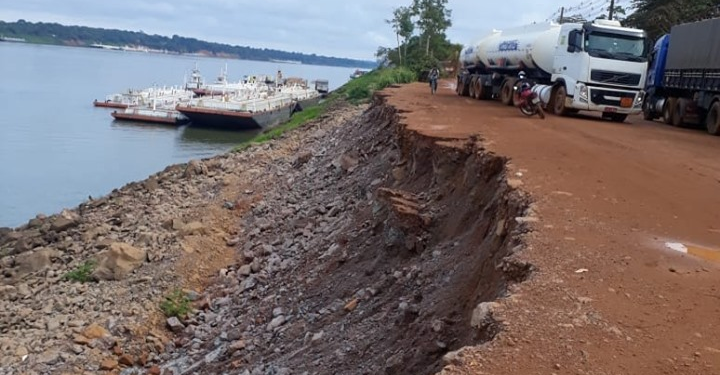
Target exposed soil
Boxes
[4,79,720,375]
[159,94,532,375]
[386,81,720,375]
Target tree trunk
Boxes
[425,34,431,56]
[396,33,402,66]
[403,42,408,66]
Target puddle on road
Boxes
[664,242,720,263]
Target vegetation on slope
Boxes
[234,67,417,151]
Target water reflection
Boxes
[110,119,180,132]
[180,126,260,146]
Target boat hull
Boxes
[111,110,189,125]
[177,103,294,130]
[94,100,129,109]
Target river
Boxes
[0,42,357,227]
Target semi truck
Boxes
[642,18,720,135]
[456,20,648,122]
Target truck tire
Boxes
[456,77,462,95]
[468,76,477,98]
[475,78,487,100]
[642,100,654,121]
[500,78,517,106]
[551,85,569,116]
[671,98,684,127]
[706,101,720,135]
[473,77,482,100]
[663,97,677,125]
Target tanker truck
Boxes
[642,18,720,135]
[456,19,648,122]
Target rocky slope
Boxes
[0,95,533,375]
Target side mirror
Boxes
[567,30,582,53]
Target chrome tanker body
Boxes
[456,19,649,122]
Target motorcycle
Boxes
[513,80,545,119]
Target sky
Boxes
[0,0,609,61]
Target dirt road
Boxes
[384,82,720,375]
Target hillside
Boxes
[0,19,376,69]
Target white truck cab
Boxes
[551,20,648,120]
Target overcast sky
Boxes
[1,0,605,60]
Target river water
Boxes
[0,42,357,227]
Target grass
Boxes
[232,67,416,151]
[62,260,96,282]
[160,289,191,318]
[333,67,417,104]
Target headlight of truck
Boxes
[577,83,588,102]
[634,92,644,107]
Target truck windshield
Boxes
[585,31,647,62]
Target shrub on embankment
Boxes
[332,67,417,103]
[234,67,416,150]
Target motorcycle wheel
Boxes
[519,103,535,117]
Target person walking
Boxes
[429,67,439,95]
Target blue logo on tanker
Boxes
[464,47,474,56]
[498,40,519,51]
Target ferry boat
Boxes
[176,94,296,130]
[94,86,193,109]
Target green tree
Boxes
[386,6,414,66]
[625,0,720,40]
[411,0,452,56]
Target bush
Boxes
[160,289,191,318]
[335,67,417,103]
[62,260,95,282]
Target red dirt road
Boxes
[384,81,720,375]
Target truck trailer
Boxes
[642,18,720,135]
[456,20,648,122]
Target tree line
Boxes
[0,20,376,69]
[377,0,462,75]
[624,0,720,41]
[557,0,720,41]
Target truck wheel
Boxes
[663,97,676,125]
[474,77,485,100]
[642,100,654,121]
[706,101,720,135]
[468,76,477,98]
[609,114,628,123]
[455,77,462,95]
[551,85,569,116]
[671,98,685,127]
[500,78,517,106]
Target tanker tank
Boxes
[460,22,561,79]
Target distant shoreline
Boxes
[0,40,372,70]
[0,19,377,69]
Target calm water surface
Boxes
[0,43,356,227]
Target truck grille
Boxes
[590,70,641,86]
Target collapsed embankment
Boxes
[0,92,534,375]
[160,94,534,375]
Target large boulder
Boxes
[14,247,60,278]
[50,210,80,232]
[91,243,146,281]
